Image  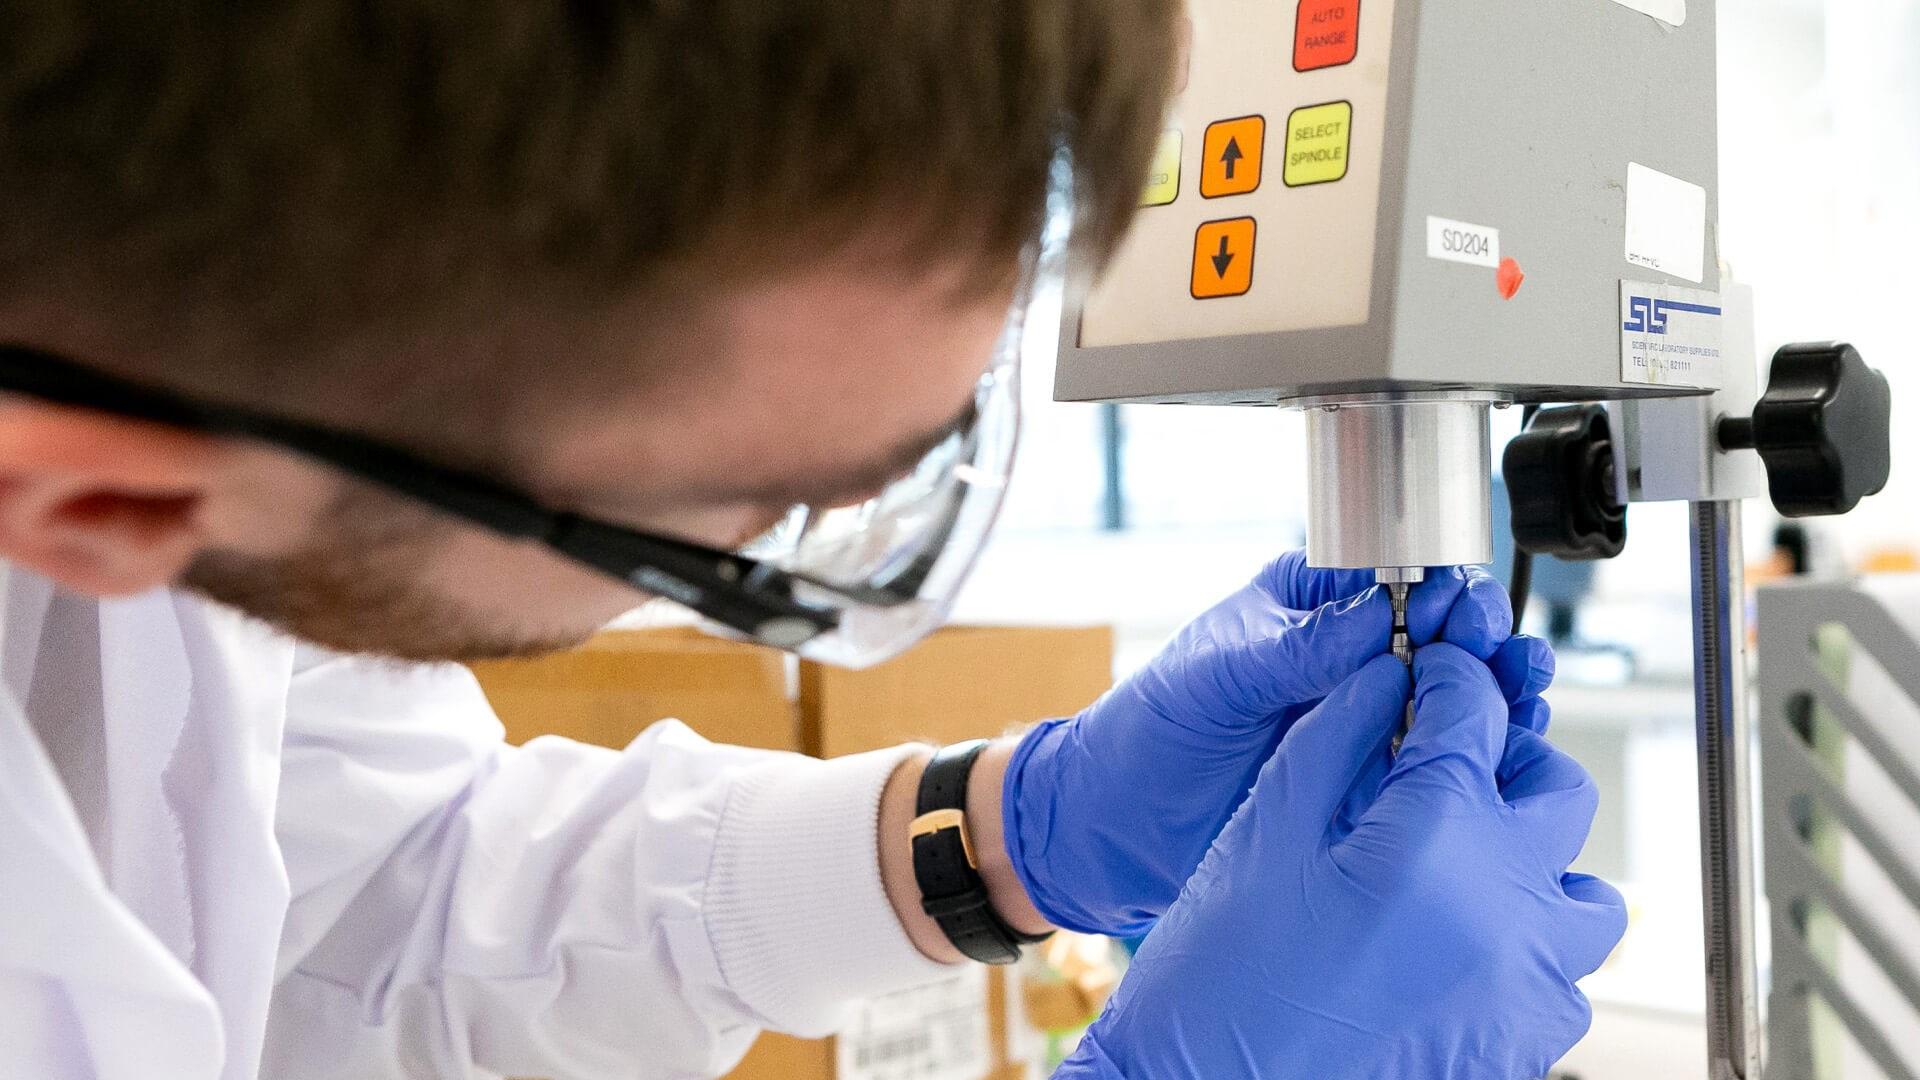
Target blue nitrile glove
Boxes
[1002,550,1554,936]
[1057,644,1625,1080]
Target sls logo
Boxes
[1624,295,1722,335]
[1620,282,1721,387]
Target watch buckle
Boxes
[909,808,977,869]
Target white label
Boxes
[1605,0,1686,25]
[1620,280,1723,388]
[1624,163,1707,283]
[1426,216,1501,268]
[837,968,991,1080]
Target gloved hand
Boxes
[1003,551,1553,935]
[1058,645,1624,1080]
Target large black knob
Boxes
[1718,342,1891,518]
[1504,404,1627,560]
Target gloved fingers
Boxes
[1562,871,1627,911]
[1497,725,1586,796]
[1438,568,1513,659]
[1226,586,1395,713]
[1509,696,1552,735]
[1512,778,1601,882]
[1259,549,1380,610]
[1489,635,1555,705]
[1500,727,1601,874]
[1377,643,1507,806]
[1262,654,1411,845]
[1263,559,1515,658]
[1331,722,1399,842]
[1403,567,1468,645]
[1559,873,1630,977]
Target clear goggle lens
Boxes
[717,168,1071,667]
[739,355,1021,666]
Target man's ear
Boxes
[0,400,224,596]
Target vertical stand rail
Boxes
[1691,500,1763,1080]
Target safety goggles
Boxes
[0,172,1069,668]
[726,351,1021,666]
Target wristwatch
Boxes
[910,739,1054,965]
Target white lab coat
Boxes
[0,565,951,1079]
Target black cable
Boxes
[1508,405,1541,627]
[1508,548,1535,630]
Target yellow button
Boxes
[1284,101,1352,187]
[1142,130,1182,207]
[1201,116,1265,198]
[1191,218,1256,299]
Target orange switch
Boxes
[1191,218,1257,299]
[1295,0,1361,71]
[1200,116,1265,199]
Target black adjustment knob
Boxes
[1504,404,1627,561]
[1718,342,1891,518]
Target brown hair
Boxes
[0,1,1177,448]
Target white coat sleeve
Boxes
[264,646,953,1080]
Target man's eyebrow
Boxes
[716,398,978,508]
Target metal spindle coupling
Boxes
[1386,578,1415,750]
[1387,581,1413,665]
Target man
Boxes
[0,3,1624,1078]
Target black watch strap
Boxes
[910,740,1053,965]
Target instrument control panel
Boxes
[1080,0,1394,348]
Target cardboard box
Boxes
[470,623,1115,1080]
[476,627,799,753]
[476,624,1114,759]
[799,626,1115,758]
